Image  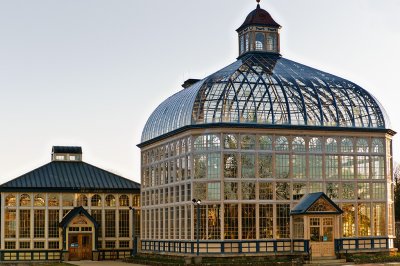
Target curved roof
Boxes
[237,4,280,31]
[141,53,390,144]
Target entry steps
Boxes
[304,258,354,266]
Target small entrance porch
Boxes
[60,206,100,261]
[291,192,343,259]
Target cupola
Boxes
[51,146,82,162]
[236,0,281,57]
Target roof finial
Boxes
[256,0,261,8]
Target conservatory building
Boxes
[138,2,396,259]
[0,146,140,262]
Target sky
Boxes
[0,0,399,184]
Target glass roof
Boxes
[141,53,389,143]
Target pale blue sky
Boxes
[0,0,399,183]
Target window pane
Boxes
[5,209,16,238]
[119,210,129,237]
[241,135,256,150]
[258,154,272,178]
[224,204,238,239]
[105,210,116,237]
[48,210,59,238]
[277,204,290,238]
[293,155,306,179]
[259,204,273,238]
[34,210,45,238]
[224,153,238,178]
[259,182,273,200]
[242,182,256,200]
[276,154,289,178]
[241,154,255,178]
[342,204,355,237]
[309,155,322,179]
[19,210,30,238]
[242,204,256,239]
[358,203,371,236]
[326,155,338,179]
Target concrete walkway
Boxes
[67,261,147,266]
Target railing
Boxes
[141,239,310,255]
[335,237,391,253]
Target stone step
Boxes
[304,259,352,266]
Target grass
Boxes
[0,263,72,266]
[347,253,400,264]
[123,254,297,265]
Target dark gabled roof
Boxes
[237,4,281,32]
[290,192,343,215]
[59,206,99,228]
[52,146,82,154]
[0,161,140,193]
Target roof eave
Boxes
[138,123,394,148]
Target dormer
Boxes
[51,146,82,162]
[237,0,281,57]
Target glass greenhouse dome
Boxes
[141,53,389,143]
[139,1,395,260]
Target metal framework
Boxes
[141,53,389,143]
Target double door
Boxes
[68,234,92,260]
[309,217,335,258]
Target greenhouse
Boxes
[138,1,396,259]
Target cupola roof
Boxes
[237,1,280,32]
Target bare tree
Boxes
[394,162,400,221]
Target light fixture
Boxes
[192,198,201,205]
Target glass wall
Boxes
[141,131,392,241]
[0,193,139,250]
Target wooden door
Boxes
[68,234,92,260]
[309,217,335,258]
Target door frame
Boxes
[60,207,100,260]
[306,215,339,258]
[68,233,93,261]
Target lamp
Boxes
[192,198,201,256]
[129,206,137,256]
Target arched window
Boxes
[267,33,277,51]
[181,140,186,154]
[119,195,129,207]
[5,194,16,207]
[357,139,369,153]
[91,194,102,207]
[175,140,180,156]
[309,137,322,152]
[77,194,88,206]
[259,135,273,150]
[105,195,116,207]
[62,194,74,207]
[20,194,31,207]
[255,32,265,50]
[48,194,59,207]
[325,138,337,152]
[245,33,250,52]
[240,35,245,54]
[341,138,354,153]
[34,194,45,207]
[292,137,305,152]
[372,138,384,153]
[275,136,289,151]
